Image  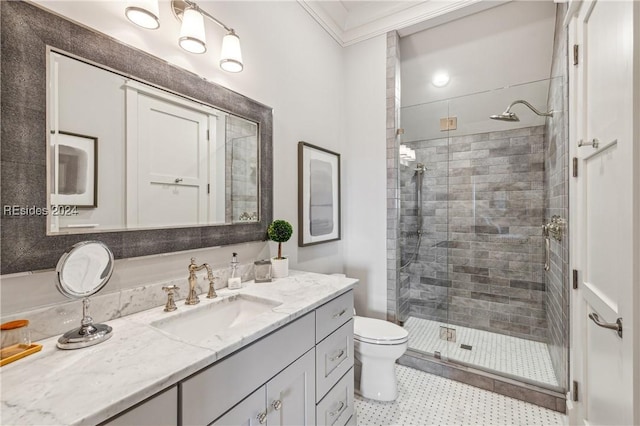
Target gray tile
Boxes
[493,381,557,411]
[445,367,495,392]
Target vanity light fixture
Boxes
[125,0,160,30]
[179,6,207,54]
[125,0,244,72]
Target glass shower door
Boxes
[399,98,451,362]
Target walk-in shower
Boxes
[395,78,569,393]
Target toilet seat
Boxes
[354,316,408,345]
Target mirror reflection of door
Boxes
[134,94,211,228]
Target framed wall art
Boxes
[298,141,341,246]
[52,131,98,208]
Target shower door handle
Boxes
[588,313,623,338]
[542,224,550,271]
[544,237,551,271]
[544,237,550,271]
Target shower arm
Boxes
[503,99,553,117]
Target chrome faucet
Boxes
[186,258,216,305]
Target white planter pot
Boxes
[271,257,289,278]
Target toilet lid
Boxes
[354,316,408,344]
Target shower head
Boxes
[490,99,553,122]
[415,163,426,173]
[490,111,520,122]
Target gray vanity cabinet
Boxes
[213,349,316,426]
[102,290,355,426]
[102,386,178,426]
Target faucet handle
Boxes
[162,285,179,312]
[206,276,218,299]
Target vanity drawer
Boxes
[316,319,354,401]
[316,367,354,426]
[316,290,353,343]
[103,386,177,426]
[181,312,315,426]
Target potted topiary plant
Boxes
[268,219,293,278]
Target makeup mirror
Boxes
[55,241,114,349]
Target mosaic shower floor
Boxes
[355,365,565,425]
[404,317,559,387]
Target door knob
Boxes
[257,412,267,424]
[578,138,599,149]
[272,399,282,410]
[588,312,622,338]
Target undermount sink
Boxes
[150,294,282,344]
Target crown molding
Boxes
[298,0,510,47]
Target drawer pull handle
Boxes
[330,349,345,362]
[332,309,346,319]
[272,399,282,411]
[329,401,345,417]
[257,412,267,424]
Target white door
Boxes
[569,1,638,424]
[136,94,209,227]
[266,349,316,426]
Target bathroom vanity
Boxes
[0,272,356,426]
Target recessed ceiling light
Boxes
[432,72,450,88]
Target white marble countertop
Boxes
[0,271,357,426]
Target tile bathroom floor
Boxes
[355,365,565,425]
[404,317,558,387]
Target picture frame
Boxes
[298,141,341,246]
[52,131,98,208]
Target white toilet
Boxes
[354,316,408,401]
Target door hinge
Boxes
[206,129,210,141]
[572,157,578,177]
[207,184,210,194]
[573,44,579,66]
[572,380,579,402]
[573,269,578,289]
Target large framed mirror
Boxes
[47,50,260,233]
[0,1,273,274]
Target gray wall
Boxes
[400,126,548,342]
[544,3,570,389]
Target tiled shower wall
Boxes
[226,116,258,222]
[386,31,408,323]
[400,126,548,342]
[544,2,569,388]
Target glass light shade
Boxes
[432,71,450,88]
[179,7,207,54]
[125,0,160,30]
[220,31,243,72]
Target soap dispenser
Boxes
[228,252,242,289]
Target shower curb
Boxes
[398,350,567,413]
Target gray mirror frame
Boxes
[0,1,273,274]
